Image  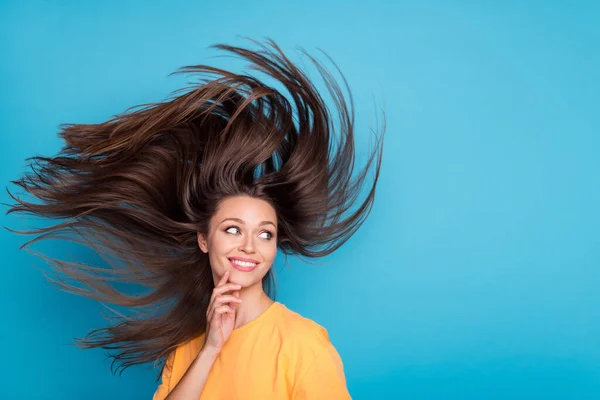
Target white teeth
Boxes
[231,259,257,267]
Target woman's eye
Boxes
[225,226,240,234]
[260,231,273,239]
[225,226,273,240]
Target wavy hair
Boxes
[5,39,385,380]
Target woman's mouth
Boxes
[228,258,258,272]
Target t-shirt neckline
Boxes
[230,301,280,337]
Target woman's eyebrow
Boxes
[219,217,276,227]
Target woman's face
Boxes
[197,195,278,288]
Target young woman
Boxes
[7,39,385,399]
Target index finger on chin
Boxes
[218,270,229,287]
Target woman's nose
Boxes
[239,235,256,252]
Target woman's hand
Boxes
[201,270,242,355]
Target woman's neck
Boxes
[233,284,274,329]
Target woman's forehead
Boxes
[214,196,277,223]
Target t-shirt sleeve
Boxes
[152,349,176,400]
[292,343,352,400]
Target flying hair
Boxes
[4,38,386,380]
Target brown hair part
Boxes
[5,38,385,380]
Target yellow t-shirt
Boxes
[152,301,351,400]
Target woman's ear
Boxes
[197,232,208,253]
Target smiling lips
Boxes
[228,257,259,272]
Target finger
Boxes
[231,291,240,307]
[212,305,235,319]
[210,283,242,304]
[214,294,243,305]
[208,272,229,309]
[230,291,242,310]
[208,294,242,320]
[217,270,230,287]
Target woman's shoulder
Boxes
[274,302,332,352]
[276,302,327,331]
[273,302,349,397]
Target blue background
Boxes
[1,1,599,399]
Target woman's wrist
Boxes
[198,345,220,361]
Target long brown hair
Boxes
[5,38,385,380]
